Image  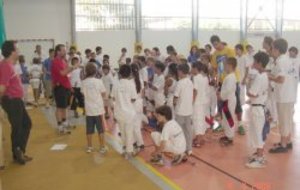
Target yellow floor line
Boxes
[105,131,182,190]
[135,157,182,190]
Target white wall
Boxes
[4,0,71,44]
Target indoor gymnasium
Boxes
[0,0,300,189]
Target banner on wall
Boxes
[0,0,6,47]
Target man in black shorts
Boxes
[51,44,77,134]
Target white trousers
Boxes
[249,106,265,149]
[239,84,246,105]
[266,90,278,123]
[133,98,144,146]
[118,120,134,153]
[193,103,210,136]
[209,87,217,116]
[222,99,236,139]
[277,103,294,137]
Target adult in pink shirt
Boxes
[51,44,77,134]
[0,41,32,165]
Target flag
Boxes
[0,0,6,47]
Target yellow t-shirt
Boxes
[211,46,240,82]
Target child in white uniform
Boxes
[102,64,114,119]
[217,57,237,146]
[164,63,178,118]
[288,47,300,106]
[150,105,186,166]
[201,54,217,121]
[112,65,138,159]
[131,63,145,151]
[81,63,107,153]
[191,62,210,147]
[192,62,210,147]
[174,63,194,155]
[246,52,269,168]
[149,62,165,108]
[263,37,278,128]
[70,57,84,118]
[29,58,43,106]
[269,39,296,153]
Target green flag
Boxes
[0,0,6,47]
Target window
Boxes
[141,0,191,29]
[283,0,300,31]
[76,0,135,31]
[198,0,240,30]
[246,0,276,32]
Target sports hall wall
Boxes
[4,0,300,65]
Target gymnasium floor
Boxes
[1,92,300,190]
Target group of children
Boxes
[18,35,299,169]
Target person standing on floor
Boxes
[42,49,54,108]
[217,57,237,146]
[51,44,77,135]
[173,63,193,156]
[112,64,138,159]
[245,51,269,168]
[268,39,296,153]
[0,40,32,165]
[81,63,107,154]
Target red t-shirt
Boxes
[51,57,71,89]
[0,60,24,98]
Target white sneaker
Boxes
[99,146,108,154]
[86,147,94,153]
[246,157,266,169]
[124,152,133,160]
[186,150,193,156]
[57,126,71,135]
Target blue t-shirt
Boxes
[187,53,198,63]
[20,64,29,84]
[43,58,52,80]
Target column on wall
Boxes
[275,0,284,38]
[134,0,142,54]
[240,0,248,45]
[0,0,6,47]
[70,0,77,46]
[191,0,199,47]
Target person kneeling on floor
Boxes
[150,105,186,166]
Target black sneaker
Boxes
[150,155,164,166]
[269,146,288,153]
[14,148,26,165]
[273,143,293,149]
